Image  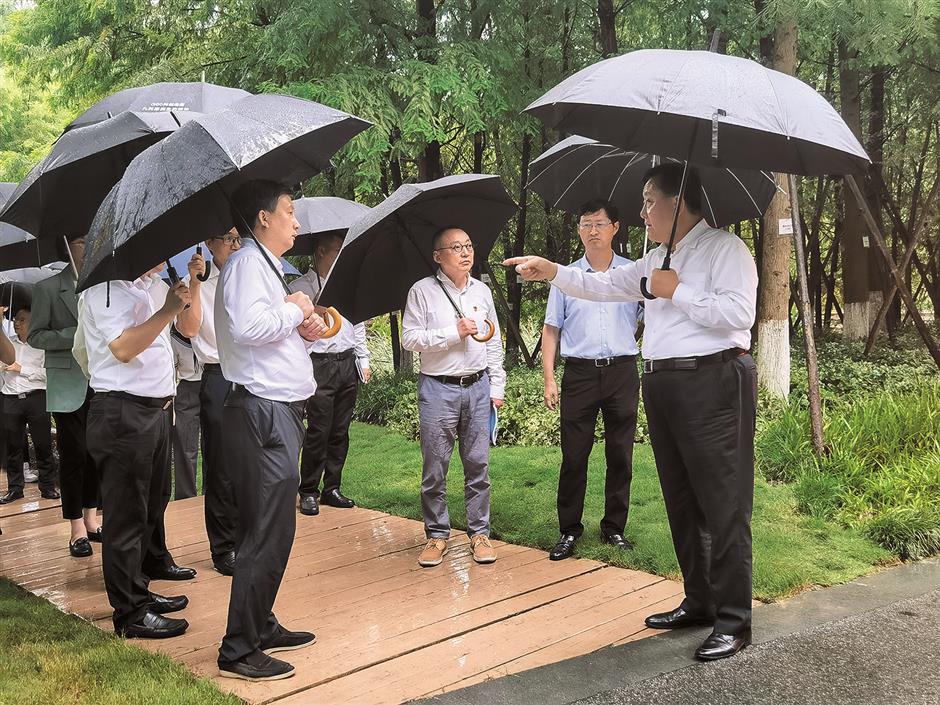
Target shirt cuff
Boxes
[489,385,505,400]
[549,264,574,290]
[671,282,696,312]
[357,356,370,368]
[282,301,305,328]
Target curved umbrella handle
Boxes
[317,306,343,339]
[195,245,212,282]
[639,277,657,300]
[471,319,496,343]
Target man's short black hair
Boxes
[432,226,464,251]
[230,180,294,237]
[578,198,619,224]
[55,234,84,262]
[642,163,703,214]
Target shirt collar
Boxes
[579,251,618,273]
[660,219,711,255]
[436,269,472,293]
[133,272,162,290]
[242,237,284,273]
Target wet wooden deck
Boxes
[0,482,682,704]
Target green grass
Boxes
[0,579,241,705]
[343,422,893,602]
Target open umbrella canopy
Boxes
[528,135,779,228]
[78,93,371,291]
[66,81,250,131]
[525,49,870,176]
[0,264,64,318]
[0,111,194,250]
[0,183,48,270]
[285,196,371,257]
[318,174,517,325]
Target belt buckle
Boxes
[594,357,612,367]
[459,374,473,386]
[643,360,654,373]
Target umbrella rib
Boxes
[724,168,764,216]
[701,187,717,226]
[528,142,599,188]
[553,146,623,209]
[606,151,645,203]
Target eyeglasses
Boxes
[435,242,474,255]
[578,221,614,232]
[213,234,242,246]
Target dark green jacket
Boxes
[27,269,88,413]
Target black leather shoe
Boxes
[145,564,197,581]
[218,651,295,681]
[261,625,317,654]
[695,629,751,661]
[213,551,236,576]
[40,488,61,500]
[299,494,319,516]
[320,488,355,509]
[645,606,714,630]
[69,537,93,558]
[0,490,24,504]
[603,533,634,550]
[86,527,103,543]
[116,611,188,639]
[549,534,577,561]
[148,592,189,614]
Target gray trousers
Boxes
[418,374,491,539]
[218,387,304,664]
[171,379,201,500]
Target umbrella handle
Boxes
[195,245,212,282]
[316,306,343,338]
[165,261,191,310]
[471,319,496,343]
[639,276,657,300]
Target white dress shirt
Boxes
[216,238,316,403]
[401,270,506,399]
[1,336,46,395]
[550,220,757,360]
[289,269,370,364]
[79,275,176,397]
[184,266,221,365]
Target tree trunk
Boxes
[597,0,618,57]
[866,65,889,337]
[838,41,872,339]
[755,17,795,398]
[416,0,443,182]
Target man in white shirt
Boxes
[0,305,59,504]
[81,266,196,639]
[169,327,202,500]
[176,229,242,576]
[289,232,370,516]
[402,227,506,568]
[216,180,328,682]
[507,163,758,662]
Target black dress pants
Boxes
[54,388,100,519]
[642,353,757,636]
[171,379,201,500]
[199,366,238,560]
[218,386,304,664]
[87,393,174,628]
[299,354,358,497]
[3,391,57,494]
[558,359,639,538]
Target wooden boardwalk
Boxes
[0,482,682,704]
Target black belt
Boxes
[643,348,747,374]
[566,354,636,368]
[203,363,223,374]
[98,390,173,409]
[430,370,485,387]
[2,389,44,400]
[310,349,354,361]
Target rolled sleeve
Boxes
[86,285,136,345]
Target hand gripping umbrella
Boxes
[284,196,372,337]
[527,135,779,229]
[77,93,371,342]
[318,174,516,343]
[525,48,870,299]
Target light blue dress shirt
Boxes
[544,254,642,359]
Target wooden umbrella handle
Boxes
[471,319,496,343]
[317,306,343,338]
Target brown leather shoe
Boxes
[418,538,448,567]
[470,534,497,564]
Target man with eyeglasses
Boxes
[402,227,505,568]
[542,199,642,562]
[176,228,242,576]
[290,232,371,517]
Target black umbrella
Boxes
[0,265,64,319]
[527,135,779,228]
[77,92,371,292]
[318,174,517,334]
[285,197,370,256]
[66,81,250,131]
[0,111,193,256]
[525,48,870,299]
[0,183,45,270]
